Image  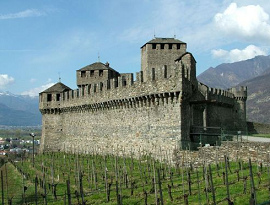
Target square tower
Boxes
[140,37,187,82]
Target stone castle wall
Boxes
[43,98,182,158]
[40,66,189,154]
[39,38,248,157]
[40,70,246,156]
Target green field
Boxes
[251,134,270,138]
[1,151,270,205]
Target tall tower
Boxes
[140,37,187,82]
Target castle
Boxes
[39,37,247,158]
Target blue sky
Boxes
[1,0,270,96]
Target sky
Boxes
[1,0,270,97]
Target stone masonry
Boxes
[39,37,248,158]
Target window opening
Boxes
[81,71,86,77]
[56,93,60,101]
[90,70,94,77]
[99,70,103,77]
[164,65,167,78]
[152,68,156,80]
[47,94,52,101]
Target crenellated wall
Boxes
[39,38,248,157]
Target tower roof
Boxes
[141,37,186,48]
[175,52,197,63]
[78,62,118,73]
[41,82,72,93]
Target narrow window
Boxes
[100,82,103,91]
[81,71,86,77]
[168,44,172,49]
[164,65,167,78]
[47,94,52,101]
[88,84,91,94]
[152,44,156,49]
[152,68,155,81]
[90,70,94,77]
[81,86,85,96]
[99,70,103,77]
[115,79,118,88]
[71,90,74,98]
[160,44,164,49]
[56,93,60,101]
[177,44,181,49]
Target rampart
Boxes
[39,37,248,158]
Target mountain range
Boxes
[1,55,270,126]
[198,55,270,124]
[0,92,41,126]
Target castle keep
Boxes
[39,38,247,157]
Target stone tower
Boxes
[141,37,187,82]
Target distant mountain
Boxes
[197,55,270,89]
[197,55,270,124]
[0,92,41,126]
[237,69,270,124]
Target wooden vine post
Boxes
[157,168,164,205]
[249,158,256,204]
[1,170,4,205]
[224,155,230,203]
[208,164,216,205]
[66,178,71,205]
[35,176,38,205]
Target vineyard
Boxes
[0,146,270,205]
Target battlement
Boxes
[197,82,248,107]
[228,86,248,100]
[39,62,193,110]
[39,37,248,155]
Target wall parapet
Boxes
[40,91,182,114]
[40,66,189,110]
[197,82,243,106]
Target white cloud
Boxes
[118,0,225,52]
[0,74,14,88]
[30,78,37,83]
[0,9,46,20]
[212,45,267,62]
[21,82,55,97]
[214,3,270,42]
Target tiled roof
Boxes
[175,52,197,63]
[141,37,186,48]
[41,82,72,93]
[78,62,118,73]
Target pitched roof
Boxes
[175,52,197,63]
[141,37,186,48]
[78,62,119,73]
[41,82,72,93]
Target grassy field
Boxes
[1,151,270,205]
[251,134,270,138]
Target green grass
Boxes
[1,152,270,205]
[251,134,270,138]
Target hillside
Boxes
[238,69,270,124]
[197,56,270,124]
[0,92,41,126]
[197,55,270,89]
